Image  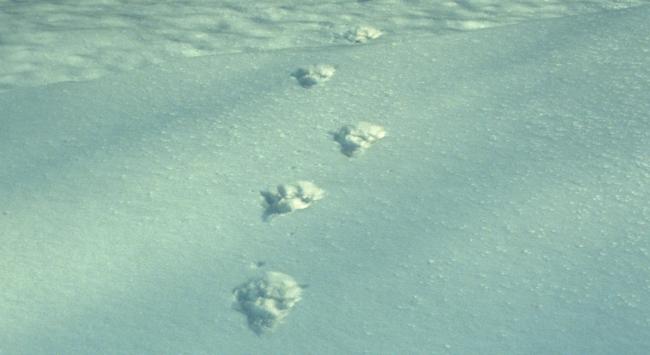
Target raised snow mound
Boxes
[333,122,386,156]
[233,271,304,334]
[291,64,336,88]
[261,181,324,219]
[345,26,383,43]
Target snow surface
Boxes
[345,26,384,44]
[334,122,387,157]
[262,181,325,219]
[292,64,337,88]
[0,4,649,355]
[233,271,304,335]
[1,0,649,92]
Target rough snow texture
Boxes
[346,26,383,43]
[292,65,336,88]
[334,122,387,157]
[233,272,304,334]
[262,181,325,218]
[0,6,649,355]
[0,0,647,92]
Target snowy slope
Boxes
[1,5,649,354]
[1,0,649,92]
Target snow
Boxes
[1,0,649,92]
[345,26,383,43]
[333,122,387,157]
[262,181,325,219]
[292,65,337,88]
[233,271,304,335]
[0,2,649,355]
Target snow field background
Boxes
[0,3,649,355]
[1,0,649,92]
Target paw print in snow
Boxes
[292,64,336,88]
[345,26,382,43]
[233,271,304,334]
[261,181,324,219]
[333,122,386,157]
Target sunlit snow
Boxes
[0,1,648,354]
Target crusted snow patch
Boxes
[261,181,324,218]
[233,271,304,334]
[345,26,382,43]
[291,64,336,88]
[333,122,386,156]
